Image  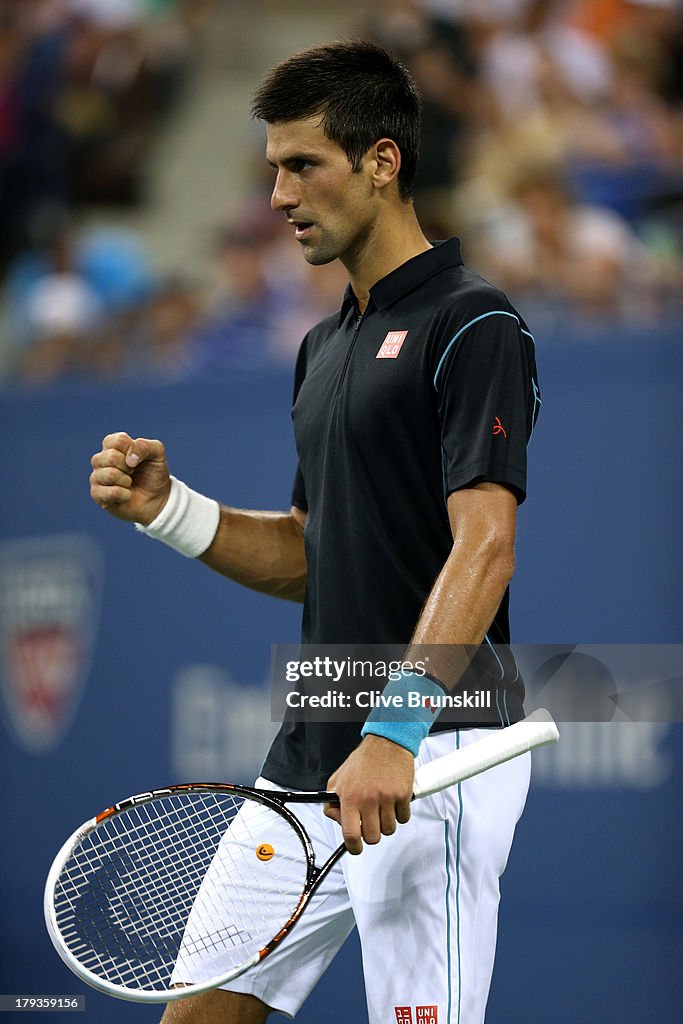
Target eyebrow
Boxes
[266,153,318,169]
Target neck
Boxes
[343,204,431,313]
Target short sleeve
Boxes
[291,463,308,512]
[433,310,539,504]
[290,330,310,512]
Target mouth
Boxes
[290,221,315,241]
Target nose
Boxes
[271,169,299,213]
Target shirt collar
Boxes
[338,237,463,325]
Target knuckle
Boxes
[92,483,128,505]
[93,449,113,468]
[106,467,131,486]
[91,453,127,479]
[91,488,108,507]
[106,450,126,469]
[102,431,130,450]
[354,787,378,809]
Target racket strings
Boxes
[52,790,309,992]
[55,794,233,986]
[57,793,288,985]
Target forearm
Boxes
[405,532,514,688]
[405,536,511,688]
[412,535,513,645]
[199,506,307,602]
[90,433,308,601]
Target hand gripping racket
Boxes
[44,709,558,1003]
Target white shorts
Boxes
[176,730,530,1024]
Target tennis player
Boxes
[90,41,540,1024]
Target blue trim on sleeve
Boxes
[433,310,522,389]
[530,378,542,440]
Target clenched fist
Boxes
[90,432,171,526]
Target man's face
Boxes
[266,117,376,267]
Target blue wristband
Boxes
[360,671,447,756]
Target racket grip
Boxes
[412,709,559,800]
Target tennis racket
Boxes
[44,709,558,1003]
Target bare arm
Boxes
[90,432,307,603]
[326,482,517,853]
[404,481,516,678]
[199,505,307,602]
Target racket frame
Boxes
[44,711,558,1003]
[44,782,344,1004]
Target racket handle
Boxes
[412,709,559,800]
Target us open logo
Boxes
[0,535,103,753]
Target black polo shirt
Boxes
[262,238,540,790]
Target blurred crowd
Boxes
[373,0,683,325]
[1,0,682,390]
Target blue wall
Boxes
[1,327,681,1023]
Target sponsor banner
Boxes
[0,535,103,753]
[172,665,278,783]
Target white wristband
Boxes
[135,477,220,558]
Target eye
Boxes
[289,159,314,173]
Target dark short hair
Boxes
[251,40,421,202]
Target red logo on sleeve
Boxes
[394,1009,413,1023]
[416,1007,438,1024]
[492,416,507,438]
[377,331,408,358]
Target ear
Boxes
[370,138,402,192]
